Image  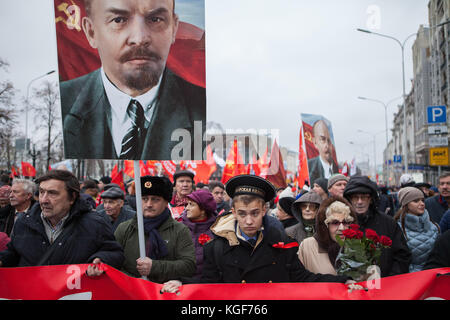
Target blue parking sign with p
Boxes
[427,106,447,124]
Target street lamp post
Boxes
[25,70,56,158]
[357,20,450,176]
[357,96,402,186]
[356,29,417,175]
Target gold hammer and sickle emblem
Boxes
[55,1,82,31]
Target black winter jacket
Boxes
[199,213,349,284]
[0,198,124,268]
[344,175,411,277]
[355,209,411,277]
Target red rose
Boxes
[198,233,211,245]
[349,224,360,231]
[342,229,357,239]
[380,235,392,247]
[354,230,364,239]
[365,229,379,243]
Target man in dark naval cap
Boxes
[162,174,361,293]
[114,175,196,283]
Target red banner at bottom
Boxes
[0,264,449,300]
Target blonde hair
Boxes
[324,201,353,225]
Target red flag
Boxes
[190,145,217,184]
[253,147,269,178]
[342,162,349,177]
[54,1,205,87]
[1,264,449,300]
[297,126,310,189]
[111,164,125,191]
[123,161,155,178]
[10,166,19,178]
[21,162,36,177]
[221,139,246,184]
[161,160,177,181]
[266,140,287,189]
[123,161,134,178]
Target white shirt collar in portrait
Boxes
[101,67,162,157]
[319,156,333,179]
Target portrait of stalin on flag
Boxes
[58,0,206,160]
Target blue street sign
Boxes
[427,105,447,124]
[393,155,402,163]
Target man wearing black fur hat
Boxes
[343,175,411,277]
[114,175,196,283]
[162,175,362,293]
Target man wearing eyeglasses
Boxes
[343,175,411,277]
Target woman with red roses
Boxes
[180,189,218,279]
[298,196,358,275]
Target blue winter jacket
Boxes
[398,210,439,273]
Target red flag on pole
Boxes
[266,140,287,189]
[221,139,246,184]
[21,162,36,177]
[111,164,125,191]
[190,145,217,184]
[161,160,177,181]
[123,161,134,178]
[297,126,310,189]
[10,166,19,178]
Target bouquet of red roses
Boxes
[335,224,392,281]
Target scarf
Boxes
[143,208,170,260]
[172,192,188,207]
[302,218,316,238]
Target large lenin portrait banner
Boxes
[301,113,339,185]
[54,0,206,160]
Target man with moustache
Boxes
[114,175,196,283]
[60,0,205,160]
[343,175,411,277]
[307,120,339,184]
[0,170,124,272]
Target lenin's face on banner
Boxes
[82,0,179,96]
[312,120,334,164]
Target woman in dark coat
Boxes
[286,191,323,244]
[180,189,217,279]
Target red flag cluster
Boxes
[9,163,37,178]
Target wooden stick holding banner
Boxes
[133,160,148,280]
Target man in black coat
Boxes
[0,170,124,270]
[97,186,135,233]
[0,179,37,237]
[343,175,411,277]
[423,229,450,269]
[162,175,358,293]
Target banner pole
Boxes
[133,160,148,280]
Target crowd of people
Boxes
[0,169,449,295]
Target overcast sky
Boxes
[0,0,430,167]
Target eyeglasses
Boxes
[349,194,371,202]
[300,203,319,211]
[328,220,351,228]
